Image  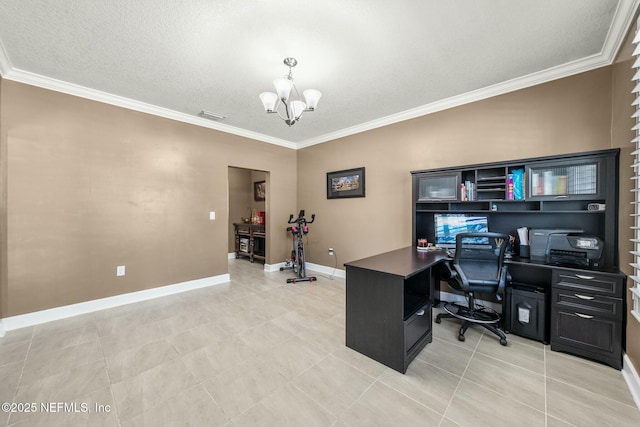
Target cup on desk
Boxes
[417,238,428,248]
[519,244,530,258]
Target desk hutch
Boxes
[411,148,625,369]
[345,149,626,372]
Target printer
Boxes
[529,228,582,261]
[545,233,604,269]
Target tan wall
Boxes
[1,47,638,369]
[299,59,640,370]
[298,67,613,267]
[613,49,640,367]
[0,76,6,318]
[0,80,297,317]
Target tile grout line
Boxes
[455,338,549,417]
[290,344,382,426]
[544,346,548,427]
[5,327,36,427]
[436,328,485,427]
[95,317,123,427]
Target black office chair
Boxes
[435,232,509,346]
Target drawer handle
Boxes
[575,312,594,319]
[415,309,425,316]
[575,274,595,280]
[574,294,595,300]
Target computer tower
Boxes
[504,283,549,344]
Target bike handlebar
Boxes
[287,210,315,226]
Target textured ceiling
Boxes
[0,0,638,149]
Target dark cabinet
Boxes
[415,172,460,201]
[411,149,626,369]
[404,303,432,352]
[550,269,625,369]
[411,149,620,271]
[527,157,603,200]
[345,248,445,373]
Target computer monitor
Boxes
[434,213,489,248]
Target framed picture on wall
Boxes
[254,181,266,201]
[327,167,365,199]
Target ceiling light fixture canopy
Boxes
[259,57,322,127]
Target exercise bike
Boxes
[280,210,317,283]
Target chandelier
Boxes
[259,57,322,127]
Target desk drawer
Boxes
[552,270,625,298]
[551,289,623,320]
[405,303,431,352]
[551,307,621,358]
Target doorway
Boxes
[228,167,269,264]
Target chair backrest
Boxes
[452,232,509,287]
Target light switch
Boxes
[209,211,216,220]
[116,265,125,276]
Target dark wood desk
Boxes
[345,247,449,373]
[346,246,626,371]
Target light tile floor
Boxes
[1,259,639,426]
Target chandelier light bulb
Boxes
[273,78,293,101]
[259,58,322,127]
[291,100,307,120]
[259,92,278,112]
[303,89,322,110]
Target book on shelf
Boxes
[462,180,474,201]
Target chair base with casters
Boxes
[435,296,507,346]
[435,231,511,346]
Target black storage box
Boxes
[504,283,549,344]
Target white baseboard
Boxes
[0,273,230,336]
[259,261,346,278]
[623,354,640,410]
[264,262,285,272]
[305,262,346,279]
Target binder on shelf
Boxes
[507,174,514,200]
[510,168,525,200]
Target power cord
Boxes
[328,249,338,280]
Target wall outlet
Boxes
[209,211,216,220]
[328,248,334,256]
[116,265,125,276]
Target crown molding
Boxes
[297,0,640,149]
[603,0,640,62]
[0,52,619,151]
[296,52,612,148]
[1,0,637,151]
[0,65,297,150]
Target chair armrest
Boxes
[495,267,509,301]
[439,260,455,279]
[445,262,469,291]
[453,263,471,289]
